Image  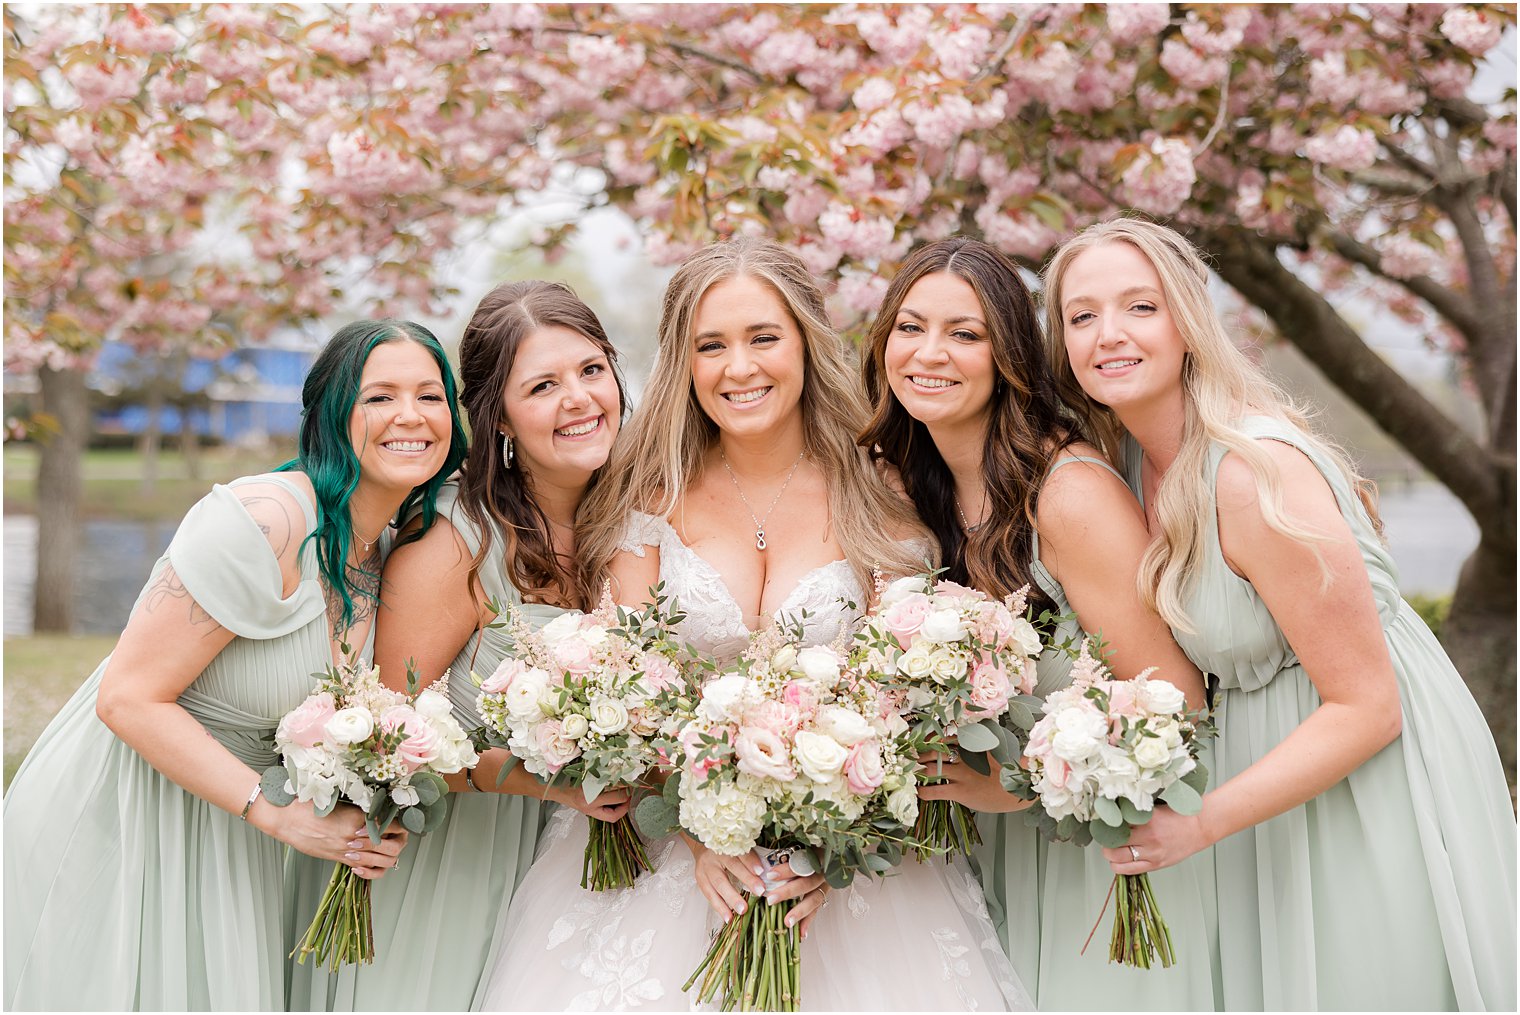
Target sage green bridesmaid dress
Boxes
[1127,417,1515,1011]
[4,476,331,1011]
[286,481,560,1012]
[973,455,1221,1010]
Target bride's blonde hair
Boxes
[1042,218,1382,633]
[577,238,928,597]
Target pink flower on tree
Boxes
[1119,137,1199,216]
[1440,7,1503,55]
[1304,125,1378,171]
[837,272,889,315]
[1105,4,1171,45]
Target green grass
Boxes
[4,444,293,521]
[4,634,116,787]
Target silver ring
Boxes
[1128,845,1141,862]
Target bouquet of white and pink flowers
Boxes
[473,590,690,891]
[638,623,923,1012]
[1002,639,1213,968]
[852,573,1045,859]
[261,654,478,969]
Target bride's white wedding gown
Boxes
[478,513,1032,1011]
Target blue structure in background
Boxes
[83,336,316,443]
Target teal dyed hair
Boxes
[278,319,468,630]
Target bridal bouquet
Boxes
[261,654,478,969]
[852,573,1044,859]
[1001,639,1212,968]
[473,590,690,891]
[639,623,922,1011]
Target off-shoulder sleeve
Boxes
[617,511,667,558]
[166,484,326,640]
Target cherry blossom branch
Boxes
[1321,228,1481,339]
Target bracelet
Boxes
[464,767,483,793]
[239,782,263,821]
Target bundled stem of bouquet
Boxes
[264,653,477,969]
[686,890,801,1011]
[1003,638,1213,970]
[474,586,693,892]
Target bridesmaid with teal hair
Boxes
[1045,217,1516,1011]
[286,280,628,1012]
[4,319,465,1010]
[857,235,1220,1009]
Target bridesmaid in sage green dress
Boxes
[4,321,464,1010]
[1046,218,1515,1011]
[286,281,629,1012]
[858,236,1220,1008]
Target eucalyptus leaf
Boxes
[864,853,894,873]
[1118,797,1151,826]
[401,805,427,833]
[413,773,444,807]
[989,723,1022,765]
[1005,699,1035,731]
[422,799,448,833]
[959,746,991,775]
[1163,779,1203,815]
[259,767,295,806]
[315,796,338,818]
[581,775,607,805]
[954,719,1000,753]
[662,771,683,806]
[1181,762,1210,794]
[1088,818,1131,848]
[1093,795,1124,827]
[1054,814,1077,840]
[633,795,680,838]
[824,865,853,890]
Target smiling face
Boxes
[348,338,453,495]
[1058,240,1187,414]
[689,273,806,440]
[883,271,997,437]
[501,324,621,485]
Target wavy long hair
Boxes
[859,236,1078,606]
[1042,217,1382,632]
[455,280,626,610]
[578,237,927,596]
[278,319,467,628]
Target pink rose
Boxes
[480,657,528,694]
[381,705,442,772]
[1108,680,1142,718]
[881,593,931,645]
[281,691,337,748]
[968,662,1012,716]
[1009,658,1037,697]
[680,724,725,779]
[1045,755,1070,790]
[734,726,797,781]
[780,680,820,716]
[748,699,802,736]
[552,636,594,675]
[534,719,582,773]
[843,742,886,795]
[931,580,981,601]
[642,654,679,692]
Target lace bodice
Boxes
[619,511,865,663]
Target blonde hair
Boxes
[577,237,928,596]
[1041,217,1382,633]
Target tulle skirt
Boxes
[480,809,1032,1011]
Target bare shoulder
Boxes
[1037,444,1141,531]
[228,472,312,568]
[386,513,472,579]
[1216,439,1336,524]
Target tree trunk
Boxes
[139,384,163,495]
[180,408,201,481]
[1442,537,1517,780]
[33,365,89,634]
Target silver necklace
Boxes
[956,496,985,533]
[354,521,387,554]
[720,448,805,551]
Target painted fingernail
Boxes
[785,915,795,927]
[343,851,358,860]
[347,839,366,849]
[736,901,745,913]
[752,864,764,875]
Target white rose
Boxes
[325,707,375,746]
[588,698,630,736]
[700,674,752,723]
[1138,679,1187,716]
[918,608,965,644]
[561,712,590,739]
[793,730,849,783]
[880,575,929,607]
[814,705,872,747]
[390,784,420,807]
[580,623,609,647]
[796,645,842,684]
[539,611,583,644]
[1051,704,1109,761]
[887,783,919,825]
[1009,617,1043,658]
[898,643,935,682]
[770,644,798,674]
[504,667,551,722]
[1132,735,1172,771]
[928,648,968,685]
[413,688,454,722]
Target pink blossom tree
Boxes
[6,3,1514,762]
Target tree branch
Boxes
[1200,225,1509,543]
[1320,228,1482,338]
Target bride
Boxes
[479,238,1031,1011]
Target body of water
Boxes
[0,482,1482,637]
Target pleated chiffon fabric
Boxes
[285,481,560,1012]
[973,454,1221,1011]
[1129,418,1516,1012]
[4,477,328,1011]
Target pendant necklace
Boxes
[720,448,805,551]
[956,495,985,533]
[354,521,387,555]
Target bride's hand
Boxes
[758,858,829,939]
[686,835,767,922]
[545,784,631,823]
[916,750,1028,814]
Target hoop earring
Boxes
[502,432,514,470]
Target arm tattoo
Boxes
[143,563,223,636]
[239,493,296,559]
